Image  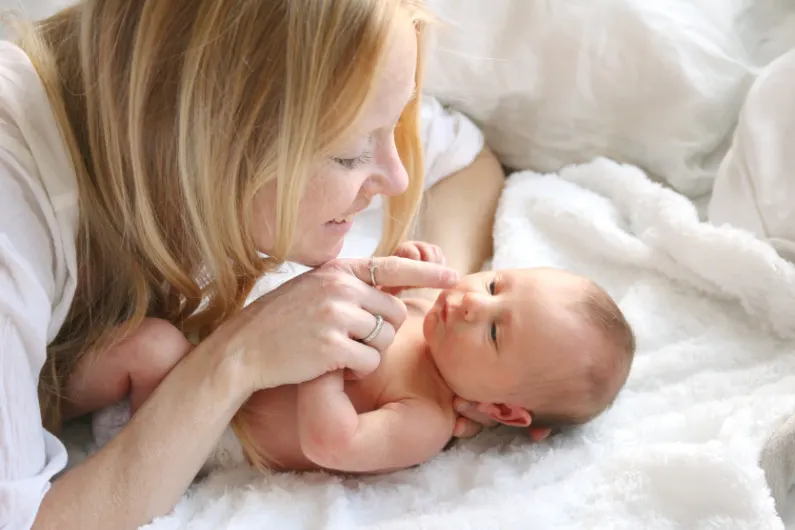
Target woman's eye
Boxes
[333,153,372,170]
[490,322,498,343]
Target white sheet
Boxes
[123,159,795,529]
[422,0,795,198]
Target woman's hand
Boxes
[208,256,459,393]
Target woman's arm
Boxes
[415,145,505,276]
[30,256,457,529]
[404,145,505,302]
[34,340,247,530]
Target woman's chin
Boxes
[289,238,345,267]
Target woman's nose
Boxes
[372,141,409,197]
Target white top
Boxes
[0,41,484,529]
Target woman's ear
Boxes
[475,402,531,427]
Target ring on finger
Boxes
[360,314,384,344]
[369,256,377,287]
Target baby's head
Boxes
[423,267,635,435]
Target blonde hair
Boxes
[9,0,430,434]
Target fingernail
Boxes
[445,271,459,284]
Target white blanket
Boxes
[130,159,795,529]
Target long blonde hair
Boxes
[9,0,430,433]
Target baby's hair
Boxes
[532,281,635,431]
[579,282,636,377]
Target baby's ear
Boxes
[476,403,531,427]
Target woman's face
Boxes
[252,18,418,266]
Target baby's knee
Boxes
[109,318,193,391]
[129,318,193,367]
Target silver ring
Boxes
[361,315,384,344]
[369,256,377,287]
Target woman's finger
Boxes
[332,256,458,291]
[332,333,381,379]
[346,307,396,352]
[356,285,408,332]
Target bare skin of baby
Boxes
[237,265,632,473]
[66,246,634,474]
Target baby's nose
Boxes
[456,292,488,323]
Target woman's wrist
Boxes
[186,333,255,411]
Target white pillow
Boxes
[422,0,795,197]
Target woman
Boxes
[0,1,505,528]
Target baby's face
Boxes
[422,268,594,407]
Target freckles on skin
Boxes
[248,17,418,264]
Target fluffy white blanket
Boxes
[130,159,795,529]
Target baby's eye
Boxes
[490,322,497,343]
[488,280,496,295]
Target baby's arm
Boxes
[64,318,193,420]
[296,372,453,473]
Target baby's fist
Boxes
[393,241,446,265]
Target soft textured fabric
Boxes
[0,38,484,529]
[116,159,795,530]
[422,0,795,198]
[708,48,795,263]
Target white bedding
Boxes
[117,159,795,530]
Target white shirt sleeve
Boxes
[0,43,79,530]
[420,95,485,189]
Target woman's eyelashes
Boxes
[333,152,373,170]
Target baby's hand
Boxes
[393,241,446,265]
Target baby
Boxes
[69,264,635,474]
